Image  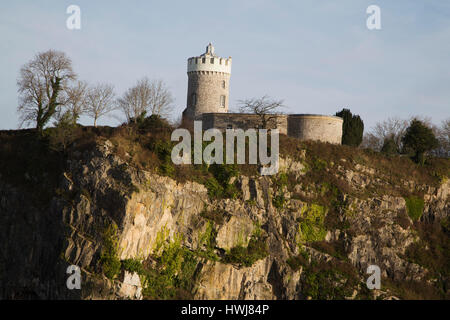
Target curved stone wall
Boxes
[287,114,343,144]
[186,71,230,118]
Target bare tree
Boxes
[85,83,116,127]
[17,49,76,132]
[363,117,409,151]
[66,80,88,123]
[238,95,285,129]
[361,133,382,151]
[118,77,151,123]
[435,118,450,157]
[118,78,174,123]
[362,116,444,154]
[148,79,174,119]
[54,80,88,125]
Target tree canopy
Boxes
[17,50,76,132]
[402,119,439,164]
[335,108,364,147]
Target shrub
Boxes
[381,137,398,155]
[287,254,308,271]
[405,221,450,279]
[99,223,122,279]
[272,172,289,209]
[209,163,239,184]
[0,130,65,208]
[312,158,328,171]
[196,221,219,261]
[335,108,364,147]
[142,232,200,300]
[301,259,359,300]
[297,204,327,244]
[122,258,144,274]
[404,196,424,221]
[205,164,239,199]
[223,235,269,267]
[137,114,173,133]
[204,177,224,198]
[311,240,347,260]
[272,193,286,209]
[202,164,240,199]
[402,119,439,165]
[150,140,176,177]
[200,209,227,225]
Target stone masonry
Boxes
[183,43,232,120]
[182,44,343,145]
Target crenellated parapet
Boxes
[187,43,232,74]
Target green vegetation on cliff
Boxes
[100,223,121,280]
[404,196,425,221]
[0,119,448,300]
[223,235,269,267]
[297,204,327,244]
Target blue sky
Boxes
[0,0,449,130]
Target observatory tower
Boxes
[183,43,232,121]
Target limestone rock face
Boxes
[345,196,424,281]
[0,140,448,300]
[196,259,274,300]
[423,179,450,222]
[117,271,142,300]
[216,215,255,250]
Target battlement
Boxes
[187,43,232,74]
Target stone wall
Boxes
[185,71,230,119]
[201,113,343,144]
[202,113,288,135]
[287,114,343,144]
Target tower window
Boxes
[222,80,226,89]
[202,57,206,64]
[191,93,197,106]
[195,58,198,64]
[220,95,226,107]
[220,58,222,65]
[210,58,214,64]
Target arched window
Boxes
[222,80,226,89]
[191,93,197,106]
[220,95,226,107]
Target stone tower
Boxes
[183,43,232,121]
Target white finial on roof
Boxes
[206,43,214,55]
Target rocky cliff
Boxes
[0,128,448,300]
